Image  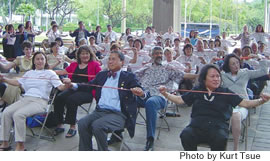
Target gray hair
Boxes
[79,38,87,44]
[151,46,163,55]
[111,51,125,61]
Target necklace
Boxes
[204,94,215,102]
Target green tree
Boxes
[45,0,82,26]
[76,0,101,30]
[16,3,36,23]
[102,0,131,28]
[126,0,153,30]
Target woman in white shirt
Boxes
[142,26,155,46]
[163,47,186,72]
[47,42,73,70]
[2,24,16,58]
[98,36,111,57]
[120,28,133,46]
[250,24,269,45]
[0,51,69,151]
[176,43,200,74]
[128,39,151,72]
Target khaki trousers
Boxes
[0,96,47,142]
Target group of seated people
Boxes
[0,21,270,151]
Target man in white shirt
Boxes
[104,25,118,42]
[47,25,67,44]
[220,32,236,52]
[151,26,159,38]
[163,26,179,43]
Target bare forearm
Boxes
[55,69,68,76]
[57,84,68,91]
[184,73,198,79]
[3,78,20,86]
[49,61,60,69]
[239,98,266,108]
[129,53,137,64]
[163,92,184,104]
[0,62,15,71]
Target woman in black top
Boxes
[159,64,270,151]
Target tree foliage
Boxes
[45,0,82,26]
[16,3,36,22]
[0,0,267,34]
[181,0,264,34]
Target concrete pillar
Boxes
[174,0,181,33]
[268,3,270,33]
[264,0,268,32]
[153,0,181,33]
[121,0,126,34]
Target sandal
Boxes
[0,146,12,151]
[54,127,65,136]
[65,129,77,138]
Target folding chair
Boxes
[157,106,170,140]
[110,129,131,151]
[136,107,147,126]
[26,88,59,142]
[79,101,94,114]
[240,118,248,151]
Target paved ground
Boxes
[1,83,270,151]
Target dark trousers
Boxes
[4,45,15,58]
[78,108,126,151]
[180,126,229,151]
[54,89,93,125]
[0,83,7,97]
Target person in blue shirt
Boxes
[65,50,145,151]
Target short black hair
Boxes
[18,24,24,29]
[21,40,33,50]
[50,41,58,48]
[242,45,252,51]
[111,51,125,61]
[214,39,221,47]
[221,54,241,73]
[96,25,101,30]
[198,64,221,88]
[78,21,83,25]
[183,43,194,55]
[52,24,58,29]
[127,36,133,42]
[146,26,152,30]
[133,39,143,49]
[174,38,180,42]
[50,42,58,53]
[55,37,63,46]
[51,20,57,26]
[7,24,13,31]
